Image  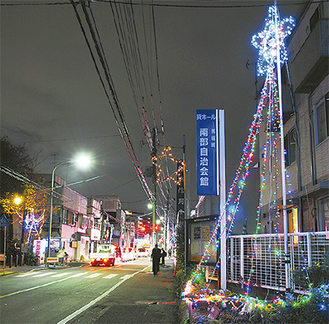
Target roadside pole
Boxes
[3,227,7,269]
[0,214,10,269]
[152,128,157,246]
[219,109,227,290]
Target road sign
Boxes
[0,214,10,227]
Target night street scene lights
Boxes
[13,196,23,206]
[13,195,25,261]
[47,154,91,264]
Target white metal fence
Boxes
[226,231,329,292]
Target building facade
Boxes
[31,174,102,262]
[259,1,329,234]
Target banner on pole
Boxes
[196,109,220,196]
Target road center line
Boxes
[0,276,71,299]
[57,265,150,324]
[0,272,90,299]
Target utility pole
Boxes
[152,128,157,246]
[100,202,105,243]
[165,189,170,251]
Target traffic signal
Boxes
[155,224,161,232]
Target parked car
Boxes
[90,243,116,267]
[137,247,149,258]
[121,247,136,262]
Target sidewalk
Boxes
[93,258,180,324]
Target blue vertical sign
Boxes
[196,109,219,196]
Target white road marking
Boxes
[85,273,102,278]
[57,265,150,324]
[120,274,133,280]
[16,272,40,278]
[1,265,149,303]
[103,274,118,279]
[51,272,73,278]
[0,276,71,299]
[1,271,91,299]
[33,272,56,277]
[68,272,87,278]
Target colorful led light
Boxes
[181,5,300,318]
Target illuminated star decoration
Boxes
[152,146,185,185]
[251,6,295,76]
[182,5,298,317]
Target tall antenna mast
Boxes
[274,0,291,290]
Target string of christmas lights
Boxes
[152,146,185,185]
[182,5,300,319]
[15,209,46,245]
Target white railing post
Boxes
[240,236,244,280]
[307,232,312,268]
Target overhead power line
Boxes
[1,0,326,8]
[16,134,120,144]
[70,0,153,203]
[0,165,103,211]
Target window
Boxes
[315,93,329,144]
[62,210,68,225]
[288,208,298,233]
[288,207,299,244]
[318,197,329,232]
[310,7,319,32]
[284,128,297,167]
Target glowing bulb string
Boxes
[14,208,46,245]
[186,71,271,288]
[220,5,295,285]
[186,69,283,293]
[152,146,185,185]
[184,5,296,303]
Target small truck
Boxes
[90,243,116,267]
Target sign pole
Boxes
[3,227,6,270]
[0,214,10,269]
[219,109,227,290]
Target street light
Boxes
[14,195,25,265]
[14,196,23,206]
[47,154,91,263]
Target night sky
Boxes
[1,0,301,233]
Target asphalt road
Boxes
[0,258,178,324]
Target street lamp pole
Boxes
[47,160,67,262]
[46,154,91,263]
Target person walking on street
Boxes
[57,248,66,265]
[161,248,167,266]
[151,244,161,276]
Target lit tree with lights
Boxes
[1,184,50,248]
[178,6,329,323]
[0,136,36,263]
